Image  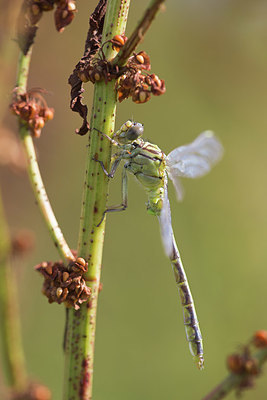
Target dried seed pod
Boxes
[78,70,90,83]
[136,54,144,64]
[46,264,53,275]
[30,4,43,24]
[76,257,86,267]
[11,229,35,256]
[38,1,55,12]
[54,1,76,32]
[56,287,63,298]
[227,353,245,374]
[68,1,76,11]
[12,381,52,400]
[62,272,70,282]
[117,87,131,102]
[253,330,267,348]
[40,107,54,121]
[150,74,166,96]
[111,34,128,51]
[132,87,151,104]
[61,287,69,302]
[244,358,259,375]
[129,51,151,71]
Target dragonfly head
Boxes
[115,120,144,144]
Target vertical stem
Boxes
[0,192,27,390]
[16,50,32,93]
[63,1,131,398]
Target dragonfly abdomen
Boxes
[172,256,204,369]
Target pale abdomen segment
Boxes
[171,253,204,369]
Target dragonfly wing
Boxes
[166,131,223,179]
[158,179,176,259]
[167,173,184,202]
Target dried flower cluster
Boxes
[11,229,35,256]
[116,51,165,104]
[227,350,259,377]
[10,89,54,138]
[10,382,52,400]
[78,58,120,85]
[36,257,91,309]
[11,382,51,400]
[226,330,267,394]
[17,0,77,54]
[75,35,165,105]
[252,330,267,348]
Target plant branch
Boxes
[113,0,166,67]
[0,191,27,390]
[202,347,267,400]
[16,51,74,262]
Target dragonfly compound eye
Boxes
[126,123,144,141]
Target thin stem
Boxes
[0,191,27,390]
[63,0,131,398]
[113,0,166,67]
[16,51,74,262]
[20,125,74,261]
[202,347,267,400]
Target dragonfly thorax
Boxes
[122,140,167,216]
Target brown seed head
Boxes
[77,257,86,267]
[32,4,41,16]
[54,1,76,32]
[68,1,76,11]
[36,258,91,309]
[46,265,53,275]
[136,54,144,64]
[40,107,54,121]
[253,330,267,348]
[11,229,35,256]
[111,34,128,51]
[56,287,63,298]
[63,272,70,282]
[244,358,259,375]
[128,51,151,71]
[227,353,245,374]
[132,87,151,104]
[78,71,90,83]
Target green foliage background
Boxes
[2,0,267,398]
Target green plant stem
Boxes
[0,191,27,390]
[16,51,74,262]
[63,1,131,398]
[202,347,267,400]
[113,0,166,67]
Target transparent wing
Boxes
[168,175,184,202]
[166,131,223,201]
[166,131,223,179]
[158,179,175,259]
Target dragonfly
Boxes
[94,120,223,369]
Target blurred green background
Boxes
[1,0,267,399]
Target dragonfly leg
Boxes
[96,167,128,227]
[136,152,162,163]
[93,156,121,178]
[93,127,119,147]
